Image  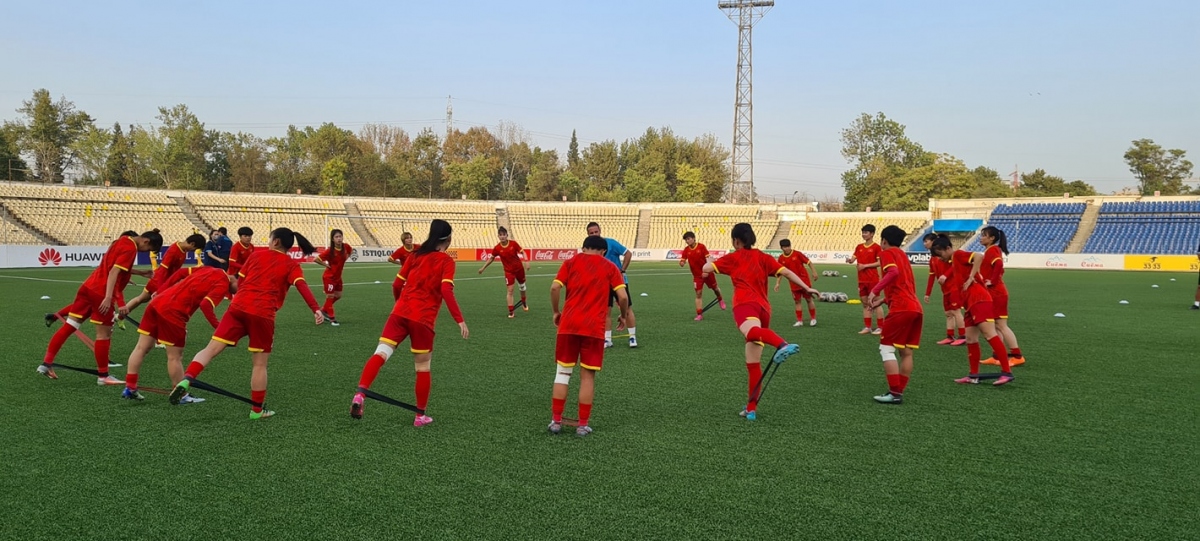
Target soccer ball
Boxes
[837,293,849,302]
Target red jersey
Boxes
[979,245,1008,296]
[228,240,254,276]
[854,242,882,284]
[389,244,421,265]
[777,250,811,289]
[491,241,525,273]
[232,249,318,319]
[151,266,229,325]
[925,256,955,296]
[878,248,922,313]
[394,251,461,329]
[951,250,992,308]
[554,253,627,339]
[681,243,711,278]
[319,244,352,280]
[146,242,188,294]
[81,236,138,298]
[712,248,784,311]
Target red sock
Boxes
[1010,347,1023,358]
[946,329,955,338]
[697,308,703,316]
[126,373,139,390]
[898,374,910,393]
[746,362,762,411]
[322,298,336,318]
[967,342,981,374]
[358,354,386,390]
[508,305,514,314]
[415,370,431,411]
[958,327,965,338]
[886,373,903,394]
[578,402,593,426]
[43,324,75,364]
[94,338,111,378]
[551,397,566,423]
[808,306,816,320]
[251,389,266,413]
[746,327,787,349]
[520,293,527,303]
[184,361,206,379]
[987,336,1011,372]
[795,309,803,322]
[863,317,872,328]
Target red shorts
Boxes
[693,273,718,292]
[964,301,996,328]
[881,310,923,349]
[138,303,188,347]
[858,280,879,298]
[790,287,812,301]
[323,277,343,294]
[733,303,771,329]
[213,307,276,353]
[941,289,962,311]
[990,292,1009,319]
[66,287,118,326]
[555,333,606,371]
[504,267,526,287]
[380,314,435,354]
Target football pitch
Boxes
[0,262,1195,539]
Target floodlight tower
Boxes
[719,0,773,204]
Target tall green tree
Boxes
[524,147,562,201]
[1017,168,1097,197]
[9,89,94,183]
[69,124,112,185]
[320,157,348,196]
[0,126,28,181]
[104,123,132,186]
[578,140,622,200]
[567,129,580,171]
[444,155,494,199]
[839,112,930,210]
[138,104,213,190]
[1123,139,1193,195]
[674,162,707,202]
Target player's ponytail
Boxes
[141,229,164,251]
[730,222,756,248]
[416,219,453,255]
[982,225,1009,255]
[270,227,318,255]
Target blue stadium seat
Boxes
[1082,201,1200,254]
[965,201,1087,253]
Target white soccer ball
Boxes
[837,293,849,302]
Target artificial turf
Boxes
[0,261,1195,539]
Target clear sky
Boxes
[3,0,1197,199]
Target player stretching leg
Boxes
[548,235,629,436]
[867,226,924,404]
[121,266,233,403]
[847,224,884,334]
[352,220,468,426]
[37,230,164,384]
[977,226,1025,366]
[774,239,818,327]
[169,228,325,419]
[923,233,966,345]
[680,231,726,320]
[388,232,420,301]
[705,223,819,420]
[478,226,529,318]
[930,235,1013,386]
[315,229,352,326]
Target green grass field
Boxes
[1,261,1196,539]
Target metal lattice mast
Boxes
[719,1,772,204]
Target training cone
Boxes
[374,280,381,284]
[1054,313,1066,318]
[1152,285,1159,288]
[40,295,50,300]
[847,299,862,305]
[1119,300,1129,304]
[640,292,648,297]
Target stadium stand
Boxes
[963,202,1085,253]
[1082,200,1200,254]
[356,199,496,249]
[507,203,638,248]
[648,205,776,249]
[0,183,198,245]
[187,192,362,247]
[786,213,927,252]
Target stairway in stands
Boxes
[344,201,379,246]
[171,196,210,233]
[634,208,652,248]
[1065,201,1100,254]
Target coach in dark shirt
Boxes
[203,228,232,269]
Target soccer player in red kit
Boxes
[227,227,255,278]
[168,228,325,419]
[37,230,164,385]
[120,266,234,402]
[922,233,966,346]
[351,219,469,426]
[977,226,1025,367]
[774,238,819,327]
[478,226,530,318]
[930,235,1013,386]
[315,229,352,326]
[867,226,924,404]
[847,224,884,334]
[121,233,207,314]
[44,231,151,329]
[548,235,630,436]
[388,231,420,300]
[680,231,726,320]
[704,223,819,421]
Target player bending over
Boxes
[168,227,325,419]
[704,223,818,421]
[847,224,884,335]
[315,229,352,326]
[774,239,818,327]
[478,226,529,318]
[922,233,966,346]
[388,231,420,301]
[37,230,164,385]
[352,219,468,426]
[929,235,1013,386]
[867,226,923,404]
[121,266,234,403]
[977,226,1025,367]
[680,231,726,320]
[548,235,629,436]
[121,233,207,315]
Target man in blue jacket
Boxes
[202,228,232,269]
